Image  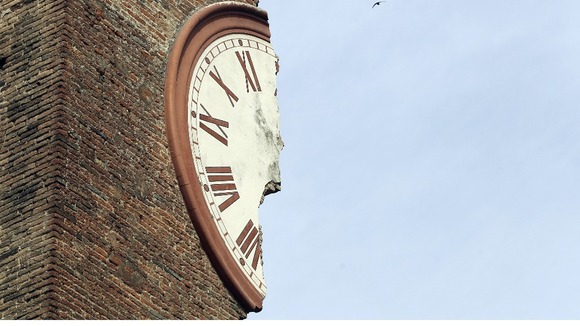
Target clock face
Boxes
[164,2,279,312]
[187,34,282,297]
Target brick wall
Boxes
[1,0,261,319]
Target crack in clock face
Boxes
[187,33,282,294]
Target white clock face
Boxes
[187,33,282,295]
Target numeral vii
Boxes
[205,166,240,212]
[236,219,261,270]
[236,51,261,93]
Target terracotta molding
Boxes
[164,1,271,313]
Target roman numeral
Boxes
[198,104,228,146]
[205,166,240,212]
[236,219,261,270]
[235,50,262,93]
[209,66,239,107]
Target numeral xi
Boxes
[209,66,239,107]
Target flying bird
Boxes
[372,1,386,8]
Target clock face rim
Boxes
[164,2,272,313]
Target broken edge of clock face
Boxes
[164,2,281,313]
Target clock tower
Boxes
[0,0,280,319]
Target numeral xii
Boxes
[236,50,261,93]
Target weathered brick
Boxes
[1,0,260,320]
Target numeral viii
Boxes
[205,166,240,212]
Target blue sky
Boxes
[250,0,580,320]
